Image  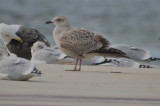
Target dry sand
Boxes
[0,64,160,106]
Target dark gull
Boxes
[0,23,50,60]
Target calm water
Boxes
[0,0,160,57]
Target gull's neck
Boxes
[53,24,70,46]
[55,24,70,32]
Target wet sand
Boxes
[0,64,160,106]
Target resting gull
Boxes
[31,41,67,64]
[110,44,151,60]
[94,58,158,68]
[0,23,50,60]
[93,44,160,68]
[46,16,127,71]
[0,52,42,81]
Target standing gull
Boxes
[46,16,127,71]
[0,23,50,60]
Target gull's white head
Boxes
[0,23,23,45]
[46,16,70,27]
[31,41,47,53]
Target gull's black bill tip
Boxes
[45,21,53,24]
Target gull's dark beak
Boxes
[45,21,53,24]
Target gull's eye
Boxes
[57,19,62,22]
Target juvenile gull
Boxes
[0,53,42,81]
[0,23,50,60]
[46,16,127,71]
[31,41,66,64]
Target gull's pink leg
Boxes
[66,58,79,71]
[78,59,82,71]
[74,58,78,70]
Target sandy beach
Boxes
[0,64,160,106]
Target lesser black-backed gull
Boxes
[0,23,50,60]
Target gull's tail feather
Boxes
[89,47,128,58]
[106,48,127,57]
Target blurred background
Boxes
[0,0,160,57]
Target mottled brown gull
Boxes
[46,16,127,71]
